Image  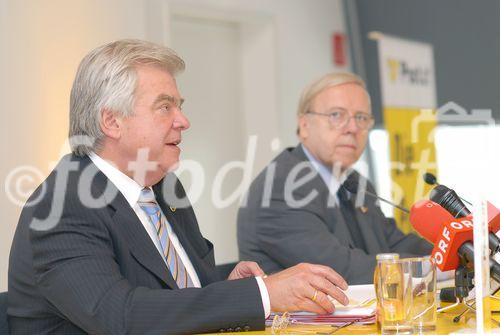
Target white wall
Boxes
[0,0,348,291]
[0,0,168,292]
[169,0,349,146]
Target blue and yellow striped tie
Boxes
[138,188,194,288]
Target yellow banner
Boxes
[383,107,438,233]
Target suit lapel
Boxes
[348,172,389,253]
[352,195,387,254]
[290,145,357,247]
[110,200,178,289]
[329,204,356,248]
[92,167,178,289]
[315,177,357,248]
[290,145,390,253]
[162,206,215,286]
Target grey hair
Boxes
[69,39,185,156]
[296,72,371,117]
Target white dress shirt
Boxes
[89,153,270,316]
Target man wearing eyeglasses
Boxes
[237,72,432,285]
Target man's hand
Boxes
[263,263,349,315]
[227,261,266,280]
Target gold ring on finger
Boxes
[311,289,318,302]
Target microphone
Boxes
[423,172,472,206]
[410,200,500,283]
[429,185,471,218]
[342,173,409,213]
[426,176,500,254]
[423,172,438,186]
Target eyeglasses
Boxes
[305,109,374,130]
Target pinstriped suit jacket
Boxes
[8,154,264,334]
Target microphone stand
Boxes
[449,244,500,323]
[454,264,474,301]
[436,263,475,320]
[451,264,475,323]
[438,262,500,326]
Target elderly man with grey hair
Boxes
[8,40,350,335]
[237,72,432,285]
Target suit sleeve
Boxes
[381,217,433,257]
[29,211,264,335]
[361,180,433,256]
[245,174,432,285]
[251,195,379,285]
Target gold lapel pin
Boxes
[360,206,368,213]
[169,206,176,212]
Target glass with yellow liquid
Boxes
[408,256,437,332]
[377,258,413,335]
[374,253,400,331]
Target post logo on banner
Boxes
[386,58,431,85]
[376,35,437,233]
[387,59,400,82]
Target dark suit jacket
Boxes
[237,145,432,284]
[8,154,264,335]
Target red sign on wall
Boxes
[332,33,347,67]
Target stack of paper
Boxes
[266,310,375,326]
[266,285,376,326]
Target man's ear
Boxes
[298,115,309,139]
[100,109,122,140]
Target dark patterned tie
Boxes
[337,185,367,252]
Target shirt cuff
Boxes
[255,276,271,318]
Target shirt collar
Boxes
[300,143,348,195]
[89,152,145,207]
